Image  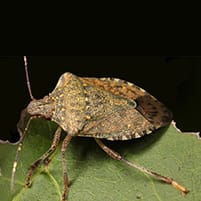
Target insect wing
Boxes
[77,77,172,140]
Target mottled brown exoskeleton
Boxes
[11,57,189,201]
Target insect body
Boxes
[27,72,172,140]
[11,57,189,201]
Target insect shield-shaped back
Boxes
[78,77,173,140]
[26,72,172,140]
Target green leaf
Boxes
[0,119,200,201]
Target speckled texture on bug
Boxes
[26,72,172,140]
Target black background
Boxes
[0,56,200,142]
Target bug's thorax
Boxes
[27,95,55,119]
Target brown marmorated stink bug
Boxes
[11,57,189,201]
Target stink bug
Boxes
[11,57,189,201]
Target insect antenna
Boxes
[11,56,36,191]
[23,56,35,100]
[11,142,23,191]
[11,115,37,191]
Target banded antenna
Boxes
[23,56,34,100]
[11,56,35,191]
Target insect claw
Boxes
[171,180,189,194]
[25,177,31,187]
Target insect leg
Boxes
[95,138,189,194]
[25,126,62,186]
[61,134,73,201]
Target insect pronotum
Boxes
[11,56,189,201]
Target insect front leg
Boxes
[25,126,62,187]
[94,138,189,194]
[61,134,73,201]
